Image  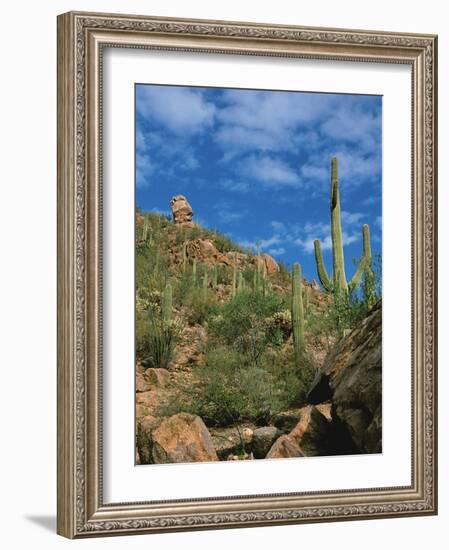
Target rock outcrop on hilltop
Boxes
[170,195,194,227]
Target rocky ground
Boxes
[136,299,381,463]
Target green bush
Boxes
[165,345,315,428]
[136,311,182,369]
[183,286,215,325]
[209,290,285,365]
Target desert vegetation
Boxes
[135,157,382,464]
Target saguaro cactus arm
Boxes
[313,240,332,292]
[348,224,372,292]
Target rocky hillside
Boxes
[135,195,382,464]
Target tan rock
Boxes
[136,372,151,393]
[266,435,304,459]
[186,238,232,266]
[252,426,282,458]
[136,390,158,406]
[262,253,280,274]
[289,405,333,456]
[135,389,169,415]
[136,415,163,464]
[151,413,218,464]
[170,195,194,226]
[143,368,170,387]
[209,424,255,459]
[136,404,151,419]
[251,253,280,274]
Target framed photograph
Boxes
[57,11,438,538]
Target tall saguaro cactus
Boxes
[313,157,372,294]
[292,263,305,365]
[161,283,173,323]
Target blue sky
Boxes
[135,84,382,282]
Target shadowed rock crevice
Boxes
[307,300,382,454]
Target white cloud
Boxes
[214,90,335,158]
[270,221,286,232]
[261,235,282,248]
[237,235,283,253]
[241,155,300,187]
[320,103,381,152]
[217,210,247,224]
[299,149,381,195]
[294,219,361,255]
[137,86,216,134]
[268,247,286,256]
[341,211,364,225]
[219,179,250,193]
[215,126,286,156]
[362,195,380,206]
[136,153,153,188]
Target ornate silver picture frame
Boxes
[57,11,437,538]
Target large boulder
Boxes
[136,415,162,464]
[143,368,170,387]
[251,253,280,274]
[151,413,219,464]
[289,405,334,456]
[262,253,280,274]
[170,195,194,226]
[252,426,282,458]
[308,300,382,454]
[210,426,254,460]
[266,435,304,459]
[266,405,338,459]
[136,372,151,393]
[186,238,233,267]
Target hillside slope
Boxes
[135,196,381,464]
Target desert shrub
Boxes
[265,310,292,343]
[182,286,216,325]
[165,346,315,427]
[209,290,285,365]
[136,311,182,369]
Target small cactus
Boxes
[192,258,197,285]
[256,240,261,291]
[232,253,237,297]
[237,272,244,293]
[202,272,208,300]
[213,265,218,289]
[292,263,305,365]
[182,242,187,272]
[161,283,173,323]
